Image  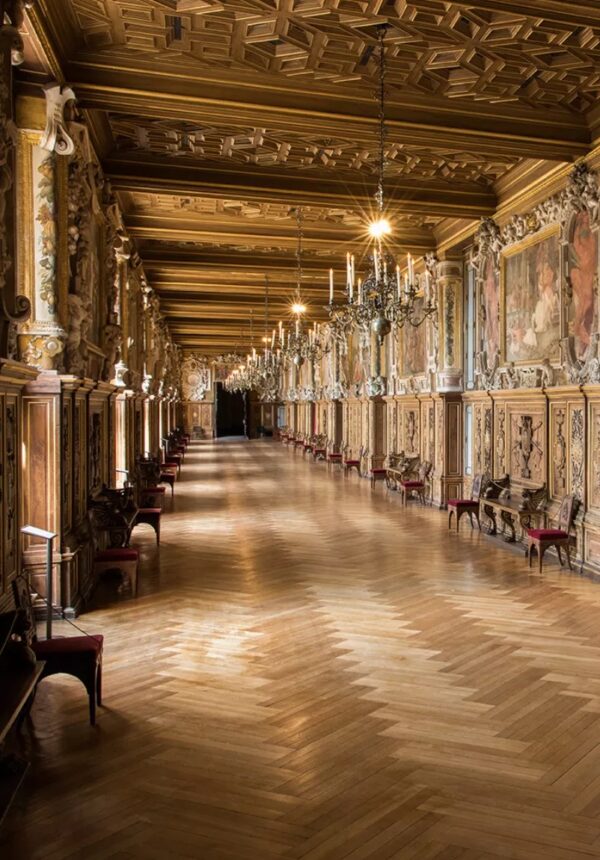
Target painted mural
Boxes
[569,211,598,359]
[503,230,560,363]
[482,254,499,361]
[401,299,428,376]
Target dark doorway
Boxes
[215,383,247,437]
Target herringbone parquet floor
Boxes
[4,439,600,859]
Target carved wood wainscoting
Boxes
[547,386,586,559]
[434,393,463,507]
[248,399,278,437]
[21,375,124,616]
[181,401,215,439]
[584,387,600,570]
[0,360,38,612]
[463,390,494,498]
[342,397,363,461]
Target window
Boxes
[464,405,473,477]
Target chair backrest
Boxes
[11,575,38,645]
[418,460,433,482]
[88,499,132,549]
[471,473,483,500]
[557,494,579,532]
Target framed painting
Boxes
[400,298,428,376]
[500,226,561,365]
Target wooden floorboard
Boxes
[4,439,600,858]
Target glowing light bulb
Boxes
[368,218,392,239]
[291,302,306,315]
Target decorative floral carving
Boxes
[554,409,567,494]
[571,408,584,499]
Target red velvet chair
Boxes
[400,461,432,506]
[12,577,104,725]
[327,446,343,470]
[343,446,363,477]
[448,473,485,532]
[132,507,161,544]
[140,485,166,510]
[527,494,579,573]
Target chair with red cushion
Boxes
[448,473,487,532]
[370,467,388,488]
[133,507,161,544]
[89,504,140,594]
[526,494,579,573]
[327,441,343,470]
[140,485,166,510]
[400,460,432,506]
[12,576,104,726]
[343,445,363,478]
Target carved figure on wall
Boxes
[568,210,598,359]
[475,348,499,390]
[512,415,543,480]
[484,408,492,474]
[496,411,506,474]
[89,413,102,496]
[571,409,584,500]
[102,321,121,382]
[65,293,89,375]
[554,409,567,493]
[562,332,600,384]
[406,411,417,454]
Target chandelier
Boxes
[327,25,436,344]
[224,280,282,401]
[281,208,328,367]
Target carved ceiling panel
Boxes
[71,1,600,111]
[109,116,518,186]
[119,191,442,228]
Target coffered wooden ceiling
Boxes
[24,0,600,352]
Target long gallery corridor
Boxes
[4,440,600,859]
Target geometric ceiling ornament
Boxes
[109,116,520,186]
[72,0,600,110]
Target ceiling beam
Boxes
[109,157,496,221]
[69,61,590,162]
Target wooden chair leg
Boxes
[538,543,546,573]
[456,510,462,532]
[557,545,564,566]
[528,540,533,568]
[475,511,481,531]
[448,509,453,530]
[565,541,573,571]
[96,664,103,707]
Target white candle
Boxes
[373,249,379,281]
[329,268,334,303]
[278,320,283,343]
[295,319,299,336]
[396,265,401,299]
[346,252,351,290]
[351,255,355,288]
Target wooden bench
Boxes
[480,478,547,544]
